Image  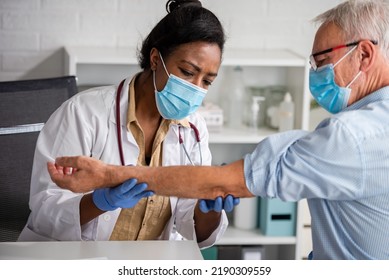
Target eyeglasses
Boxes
[309,40,378,71]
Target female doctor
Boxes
[18,0,238,248]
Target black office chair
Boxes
[0,76,78,242]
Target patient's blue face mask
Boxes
[153,53,207,120]
[309,45,361,114]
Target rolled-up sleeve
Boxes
[244,118,365,201]
[244,130,309,199]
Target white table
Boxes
[0,240,203,260]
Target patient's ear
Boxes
[359,40,376,72]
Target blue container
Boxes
[201,246,218,260]
[259,198,296,236]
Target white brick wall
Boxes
[0,0,341,81]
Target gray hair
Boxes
[313,0,389,59]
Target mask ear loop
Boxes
[346,70,362,88]
[333,45,358,68]
[333,44,361,88]
[153,52,171,92]
[152,70,158,93]
[158,52,170,77]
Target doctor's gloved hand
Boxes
[92,178,154,211]
[198,195,240,213]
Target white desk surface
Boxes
[0,240,203,260]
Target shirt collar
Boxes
[345,86,389,111]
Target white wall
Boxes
[0,0,342,81]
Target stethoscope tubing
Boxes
[116,79,126,166]
[178,125,202,166]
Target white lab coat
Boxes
[18,76,228,248]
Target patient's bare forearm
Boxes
[50,156,254,198]
[109,160,254,199]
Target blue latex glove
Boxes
[92,178,154,211]
[198,195,240,213]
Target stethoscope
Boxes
[115,79,202,166]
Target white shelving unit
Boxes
[208,48,311,260]
[209,126,274,144]
[64,46,312,260]
[218,226,296,245]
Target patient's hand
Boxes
[47,156,117,193]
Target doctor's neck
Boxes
[135,71,160,120]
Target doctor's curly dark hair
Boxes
[137,0,225,70]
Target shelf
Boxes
[65,46,138,65]
[64,47,307,76]
[222,49,306,67]
[209,126,276,144]
[64,46,140,78]
[216,226,297,246]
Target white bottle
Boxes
[233,197,258,230]
[266,106,279,129]
[228,66,245,129]
[250,96,266,131]
[278,92,295,132]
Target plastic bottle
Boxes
[278,92,295,132]
[264,86,285,129]
[250,96,266,131]
[228,66,245,129]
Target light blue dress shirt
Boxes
[244,86,389,259]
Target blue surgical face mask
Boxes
[309,45,361,114]
[153,53,207,120]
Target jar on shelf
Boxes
[225,66,246,129]
[278,92,295,132]
[247,86,267,129]
[264,85,287,129]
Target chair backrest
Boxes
[0,76,78,241]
